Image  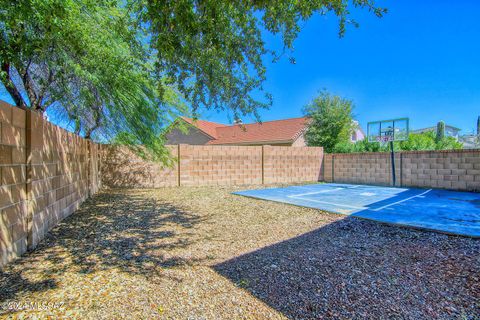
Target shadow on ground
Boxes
[214,217,480,319]
[0,190,205,301]
[1,189,479,319]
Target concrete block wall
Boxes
[101,145,178,188]
[326,152,401,187]
[1,101,102,267]
[263,145,324,184]
[0,101,28,266]
[401,150,480,191]
[324,149,480,191]
[28,113,92,248]
[179,145,263,186]
[89,143,102,195]
[102,145,325,187]
[323,154,333,182]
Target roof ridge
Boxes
[180,116,226,126]
[215,116,309,130]
[238,116,308,125]
[179,116,226,139]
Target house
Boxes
[411,124,461,140]
[459,134,479,149]
[165,117,227,145]
[458,116,480,149]
[166,116,365,146]
[351,120,366,142]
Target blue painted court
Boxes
[234,183,480,238]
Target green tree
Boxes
[400,131,462,151]
[0,0,186,159]
[434,134,463,150]
[136,1,386,121]
[334,131,463,153]
[304,91,355,152]
[334,139,382,153]
[1,0,385,158]
[436,121,445,142]
[399,132,438,151]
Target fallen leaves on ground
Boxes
[0,186,478,319]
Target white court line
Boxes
[288,187,344,198]
[289,197,367,210]
[287,187,432,212]
[288,184,363,198]
[371,189,432,211]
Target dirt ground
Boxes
[1,186,479,319]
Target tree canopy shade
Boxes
[1,0,385,159]
[137,0,386,120]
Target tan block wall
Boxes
[179,145,263,186]
[102,145,324,187]
[101,145,178,188]
[328,152,401,187]
[263,145,324,184]
[323,154,333,182]
[401,150,480,191]
[28,113,92,248]
[324,149,480,191]
[0,101,28,267]
[89,143,102,195]
[1,101,102,267]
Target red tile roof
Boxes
[207,117,310,145]
[180,117,226,139]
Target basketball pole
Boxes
[390,141,396,187]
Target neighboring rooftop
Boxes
[179,116,227,139]
[459,134,480,149]
[177,116,310,146]
[411,123,462,139]
[412,124,461,133]
[207,117,309,145]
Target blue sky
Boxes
[2,1,479,134]
[201,0,480,134]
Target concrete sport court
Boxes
[234,183,480,237]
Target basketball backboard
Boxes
[367,118,409,143]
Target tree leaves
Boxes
[1,0,385,160]
[139,0,385,121]
[0,0,187,159]
[303,91,355,153]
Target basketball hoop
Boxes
[375,135,394,143]
[367,118,409,143]
[367,118,410,187]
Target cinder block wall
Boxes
[0,101,102,267]
[263,145,324,183]
[89,143,102,195]
[28,112,96,248]
[180,145,263,186]
[101,145,178,188]
[401,150,480,190]
[324,150,480,191]
[0,102,28,267]
[102,144,325,187]
[325,152,401,186]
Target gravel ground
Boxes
[0,186,478,319]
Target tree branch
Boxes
[36,69,55,112]
[24,69,39,111]
[84,105,103,139]
[1,62,28,109]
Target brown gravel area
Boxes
[0,186,479,319]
